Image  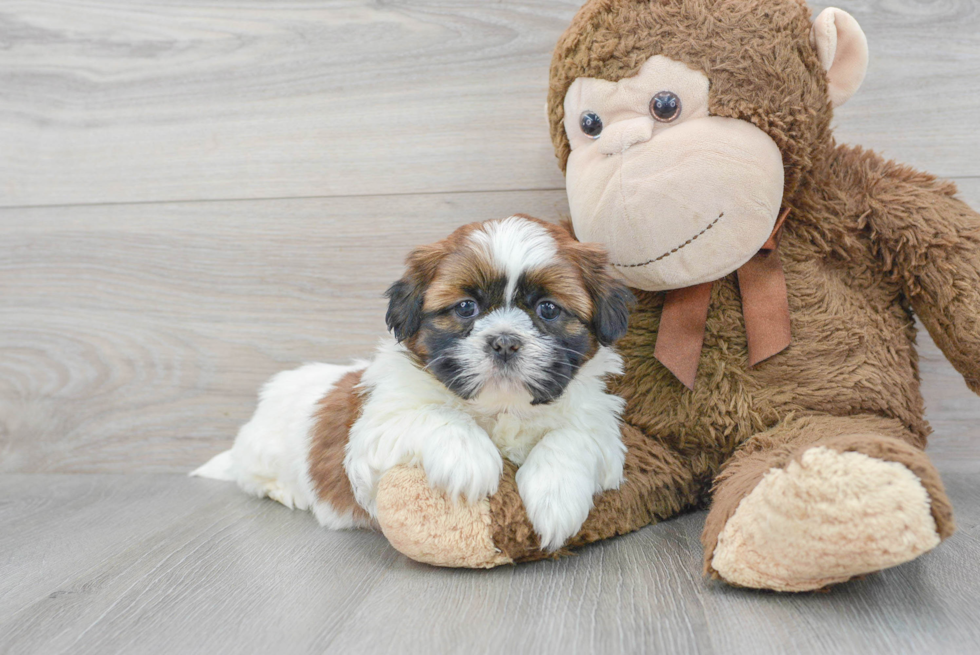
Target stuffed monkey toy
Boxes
[369,0,980,591]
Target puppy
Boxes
[193,215,634,551]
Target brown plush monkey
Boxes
[371,0,980,591]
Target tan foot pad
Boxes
[375,465,512,569]
[711,446,940,592]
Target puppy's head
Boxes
[385,215,634,405]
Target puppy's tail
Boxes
[190,450,235,481]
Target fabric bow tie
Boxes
[653,208,792,389]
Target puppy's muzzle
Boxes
[488,334,522,364]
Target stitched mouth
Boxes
[610,212,723,269]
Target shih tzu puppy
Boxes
[193,215,634,551]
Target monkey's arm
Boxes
[867,168,980,394]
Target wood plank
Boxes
[0,475,401,655]
[0,472,978,654]
[0,0,576,207]
[0,190,572,472]
[819,0,980,180]
[3,182,980,473]
[1,1,978,207]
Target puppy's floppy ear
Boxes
[592,277,634,346]
[384,242,444,342]
[565,233,635,346]
[384,278,424,342]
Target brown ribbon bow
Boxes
[653,208,792,389]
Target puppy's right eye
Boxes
[455,300,479,319]
[536,300,561,321]
[580,111,602,139]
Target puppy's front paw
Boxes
[421,424,503,503]
[516,458,595,552]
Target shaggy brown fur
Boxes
[308,369,370,524]
[475,0,980,571]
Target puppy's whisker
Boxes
[422,354,452,372]
[442,368,482,394]
[549,344,590,357]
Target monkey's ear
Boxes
[810,7,868,108]
[384,278,424,342]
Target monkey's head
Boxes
[548,0,868,291]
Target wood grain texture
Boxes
[1,0,979,208]
[3,182,980,473]
[0,190,572,472]
[819,0,980,179]
[0,472,978,655]
[0,0,576,207]
[2,1,979,652]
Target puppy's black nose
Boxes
[489,334,522,362]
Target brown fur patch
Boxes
[521,264,593,320]
[308,369,370,523]
[424,247,500,312]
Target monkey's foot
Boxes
[375,465,512,568]
[710,446,941,592]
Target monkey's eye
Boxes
[650,91,682,122]
[536,300,561,321]
[455,299,479,319]
[579,111,603,139]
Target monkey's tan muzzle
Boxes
[566,116,784,291]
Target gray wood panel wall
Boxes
[3,3,980,654]
[2,0,979,474]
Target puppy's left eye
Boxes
[536,300,561,321]
[455,299,479,319]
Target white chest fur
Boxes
[344,340,628,522]
[474,410,549,465]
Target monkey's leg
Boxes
[374,424,698,567]
[702,415,955,592]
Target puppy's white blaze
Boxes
[473,306,535,334]
[468,216,558,303]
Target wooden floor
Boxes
[2,1,980,653]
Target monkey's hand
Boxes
[869,171,980,395]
